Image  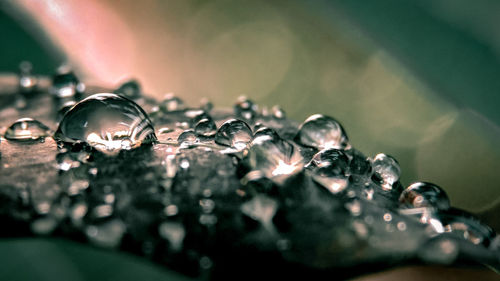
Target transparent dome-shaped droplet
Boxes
[295,114,349,150]
[114,79,141,99]
[271,105,286,119]
[253,127,280,141]
[399,182,450,210]
[309,148,349,170]
[194,118,216,137]
[234,96,258,121]
[18,61,38,93]
[310,165,349,194]
[244,134,304,184]
[4,118,51,141]
[215,119,253,150]
[50,68,85,98]
[371,153,401,191]
[161,93,185,112]
[177,129,197,144]
[54,93,156,155]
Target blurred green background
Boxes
[0,0,499,280]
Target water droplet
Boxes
[310,165,349,194]
[309,148,349,171]
[31,216,58,235]
[215,119,252,150]
[161,93,185,112]
[54,93,156,155]
[253,127,280,141]
[194,118,216,137]
[271,105,286,119]
[399,182,450,210]
[177,129,197,144]
[371,153,401,191]
[295,114,349,150]
[158,221,185,252]
[50,68,85,98]
[234,96,258,121]
[114,79,141,99]
[243,134,304,184]
[4,118,51,141]
[18,61,38,93]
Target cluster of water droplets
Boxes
[0,63,498,279]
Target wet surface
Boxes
[0,69,498,280]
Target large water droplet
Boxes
[295,114,349,150]
[158,221,185,252]
[54,93,156,155]
[399,182,450,210]
[371,153,401,191]
[4,118,51,141]
[243,134,304,184]
[215,119,253,150]
[50,68,85,98]
[114,79,141,99]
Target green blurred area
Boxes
[0,1,499,280]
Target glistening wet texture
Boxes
[0,67,498,280]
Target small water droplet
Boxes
[295,114,349,150]
[400,182,450,210]
[18,61,38,93]
[54,93,156,155]
[234,96,258,121]
[4,118,51,141]
[194,118,216,137]
[371,153,400,191]
[114,79,141,99]
[50,68,85,98]
[215,119,253,150]
[310,165,349,194]
[178,129,197,144]
[271,105,286,119]
[161,93,185,112]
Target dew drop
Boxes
[214,119,253,150]
[234,96,258,121]
[400,182,450,210]
[18,61,38,93]
[50,68,85,98]
[114,79,141,99]
[271,105,286,119]
[295,114,349,150]
[194,118,216,137]
[371,153,401,191]
[310,165,349,194]
[177,129,197,144]
[54,93,156,155]
[4,118,51,141]
[161,93,185,112]
[243,134,304,184]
